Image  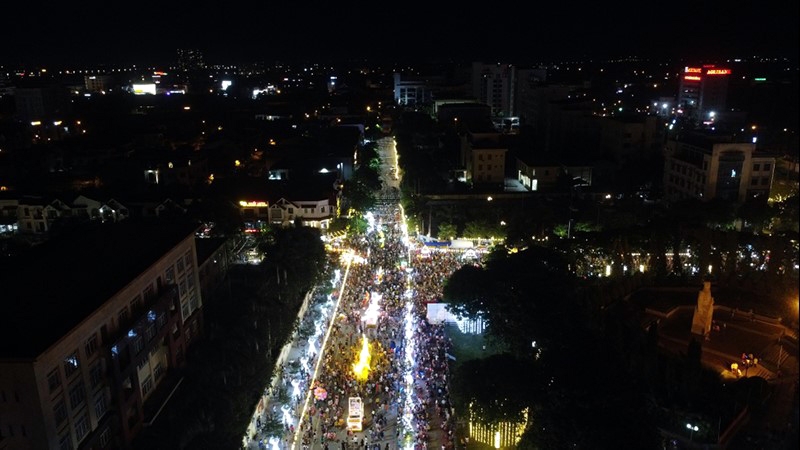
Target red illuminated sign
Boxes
[684,75,702,81]
[706,69,730,75]
[685,67,702,73]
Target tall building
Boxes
[0,219,204,450]
[663,133,775,203]
[471,62,516,117]
[677,65,731,122]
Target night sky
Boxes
[2,1,797,66]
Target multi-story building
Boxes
[663,134,775,203]
[471,62,516,118]
[237,195,338,231]
[392,67,470,109]
[0,219,203,450]
[460,124,508,188]
[393,72,445,107]
[677,65,731,122]
[84,76,114,94]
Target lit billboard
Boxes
[132,83,156,95]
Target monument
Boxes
[691,280,715,338]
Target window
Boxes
[68,382,86,409]
[761,177,770,186]
[145,322,156,342]
[176,257,185,273]
[181,301,190,319]
[64,352,80,378]
[74,412,90,442]
[751,177,759,185]
[48,369,62,392]
[157,312,167,330]
[132,336,144,355]
[141,375,154,397]
[165,266,175,284]
[154,362,165,380]
[89,361,103,389]
[59,432,73,450]
[184,252,192,269]
[99,428,111,447]
[84,334,98,357]
[764,163,771,171]
[118,306,130,328]
[94,394,108,419]
[130,294,142,313]
[189,291,199,313]
[753,163,761,171]
[54,400,68,426]
[143,285,154,301]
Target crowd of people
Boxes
[246,202,472,450]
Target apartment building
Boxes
[663,134,775,203]
[0,219,203,450]
[471,62,516,118]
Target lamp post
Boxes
[686,423,699,442]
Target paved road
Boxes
[244,137,453,450]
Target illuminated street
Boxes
[243,137,461,450]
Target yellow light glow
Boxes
[352,335,371,381]
[494,431,500,449]
[239,201,268,207]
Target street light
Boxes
[686,423,699,442]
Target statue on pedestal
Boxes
[691,280,714,339]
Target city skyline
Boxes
[2,1,798,66]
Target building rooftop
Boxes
[0,218,199,360]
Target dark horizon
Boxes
[2,1,797,67]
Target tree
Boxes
[443,246,663,449]
[436,222,457,240]
[737,195,774,233]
